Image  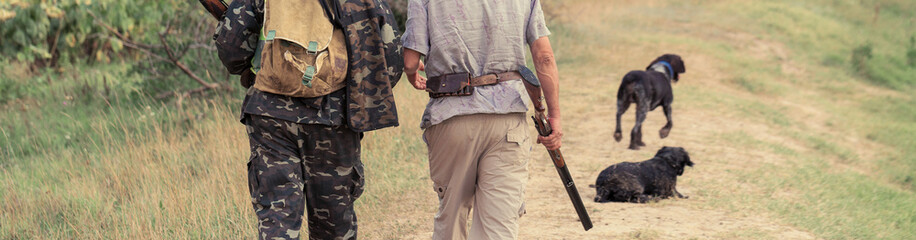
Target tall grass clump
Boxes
[851,43,873,75]
[1,97,256,238]
[907,36,916,67]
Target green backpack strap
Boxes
[250,29,275,74]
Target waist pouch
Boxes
[251,0,347,98]
[426,71,523,98]
[426,73,473,98]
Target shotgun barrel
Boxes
[531,112,593,231]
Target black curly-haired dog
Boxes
[614,54,686,150]
[594,146,693,203]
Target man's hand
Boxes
[404,48,426,90]
[530,36,562,150]
[537,116,563,150]
[407,61,427,90]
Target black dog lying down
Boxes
[614,54,686,150]
[594,146,693,203]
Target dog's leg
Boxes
[630,101,649,149]
[628,86,648,149]
[660,104,673,139]
[614,100,630,142]
[675,189,688,199]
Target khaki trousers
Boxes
[423,113,530,240]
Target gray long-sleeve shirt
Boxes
[401,0,551,129]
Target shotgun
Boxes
[199,0,229,20]
[519,66,593,231]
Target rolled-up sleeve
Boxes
[526,0,551,44]
[401,0,430,55]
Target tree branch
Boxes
[158,30,218,89]
[88,9,223,99]
[86,10,161,50]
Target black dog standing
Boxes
[594,147,693,203]
[614,54,686,150]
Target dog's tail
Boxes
[617,71,642,100]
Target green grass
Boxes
[861,96,916,191]
[757,159,916,239]
[716,0,916,89]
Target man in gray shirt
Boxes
[402,0,563,239]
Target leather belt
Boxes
[427,71,523,88]
[425,71,523,98]
[469,71,522,87]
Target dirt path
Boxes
[515,68,816,239]
[501,1,828,238]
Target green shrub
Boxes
[908,36,916,67]
[0,0,229,98]
[851,43,873,74]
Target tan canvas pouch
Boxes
[252,0,348,98]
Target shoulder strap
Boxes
[318,0,341,28]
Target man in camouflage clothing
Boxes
[215,0,402,239]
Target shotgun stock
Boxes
[199,0,229,20]
[520,66,593,231]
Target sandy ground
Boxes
[514,72,817,239]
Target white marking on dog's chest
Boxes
[649,64,671,80]
[649,64,667,73]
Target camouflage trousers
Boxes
[245,115,364,240]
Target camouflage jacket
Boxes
[216,0,403,132]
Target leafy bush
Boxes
[0,0,228,97]
[849,40,916,89]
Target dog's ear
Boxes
[657,146,691,175]
[677,147,693,168]
[667,54,685,82]
[673,147,692,176]
[656,147,680,169]
[661,54,685,82]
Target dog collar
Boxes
[651,61,675,81]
